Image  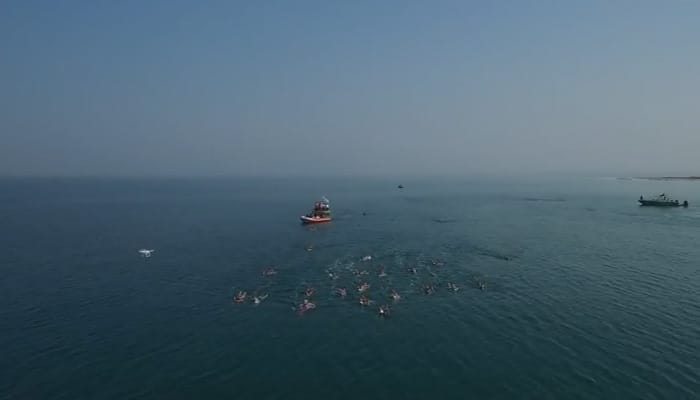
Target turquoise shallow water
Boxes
[1,177,700,399]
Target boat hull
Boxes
[300,216,332,224]
[638,200,681,207]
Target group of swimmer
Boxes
[232,266,321,314]
[232,267,278,305]
[297,287,317,314]
[232,255,490,317]
[333,281,394,317]
[291,280,394,317]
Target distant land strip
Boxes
[635,176,700,181]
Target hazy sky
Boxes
[1,1,699,177]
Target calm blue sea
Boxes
[1,177,700,399]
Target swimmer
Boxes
[306,245,313,252]
[424,285,434,295]
[407,267,417,275]
[478,281,487,291]
[233,291,247,303]
[359,270,369,276]
[447,282,460,292]
[432,259,445,267]
[336,287,347,298]
[361,255,372,262]
[390,290,401,302]
[358,282,370,293]
[297,299,316,314]
[360,295,371,306]
[379,305,390,317]
[304,287,315,298]
[252,294,268,305]
[262,267,277,277]
[378,266,387,278]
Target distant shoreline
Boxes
[629,176,700,181]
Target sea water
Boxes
[1,177,699,399]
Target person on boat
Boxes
[304,287,315,298]
[360,295,371,306]
[390,290,401,302]
[233,291,247,303]
[358,282,370,293]
[639,195,643,201]
[336,287,347,297]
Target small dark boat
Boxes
[398,184,404,189]
[638,194,688,207]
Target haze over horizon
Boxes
[2,1,699,178]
